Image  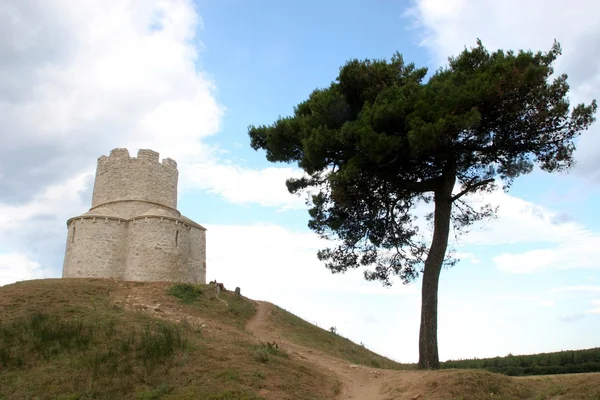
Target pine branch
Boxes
[451,178,495,202]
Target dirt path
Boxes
[246,301,402,400]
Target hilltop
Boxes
[0,279,599,400]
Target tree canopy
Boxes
[248,40,597,369]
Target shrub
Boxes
[167,284,203,303]
[254,348,270,364]
[253,342,288,364]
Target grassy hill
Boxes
[268,304,412,370]
[0,278,599,400]
[0,279,339,399]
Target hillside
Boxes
[0,279,599,400]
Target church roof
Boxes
[138,208,174,218]
[81,208,126,219]
[179,215,206,231]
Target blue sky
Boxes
[1,0,599,363]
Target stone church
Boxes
[62,148,206,283]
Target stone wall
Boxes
[63,215,206,283]
[188,227,207,283]
[125,217,189,282]
[91,148,178,211]
[63,217,128,278]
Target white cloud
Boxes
[459,190,592,246]
[550,286,600,293]
[0,0,225,204]
[454,251,479,264]
[0,172,92,275]
[0,172,90,230]
[493,293,539,303]
[559,313,586,323]
[589,299,600,314]
[0,253,47,286]
[204,223,419,298]
[491,294,555,308]
[443,186,600,274]
[408,0,599,66]
[493,240,600,274]
[185,164,306,210]
[538,300,556,307]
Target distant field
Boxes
[441,347,600,376]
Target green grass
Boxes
[136,384,174,400]
[167,284,203,304]
[253,341,289,364]
[137,323,187,367]
[0,311,188,371]
[270,305,413,370]
[167,283,256,329]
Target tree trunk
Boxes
[418,168,456,370]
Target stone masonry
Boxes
[62,148,206,283]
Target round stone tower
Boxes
[62,148,207,283]
[91,148,179,219]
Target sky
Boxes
[0,0,599,363]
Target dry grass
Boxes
[382,369,600,400]
[0,279,339,400]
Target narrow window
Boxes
[72,226,76,243]
[175,230,179,246]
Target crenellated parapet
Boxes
[97,148,178,169]
[96,148,178,173]
[92,148,179,211]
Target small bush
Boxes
[253,341,288,364]
[254,348,270,364]
[167,284,203,303]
